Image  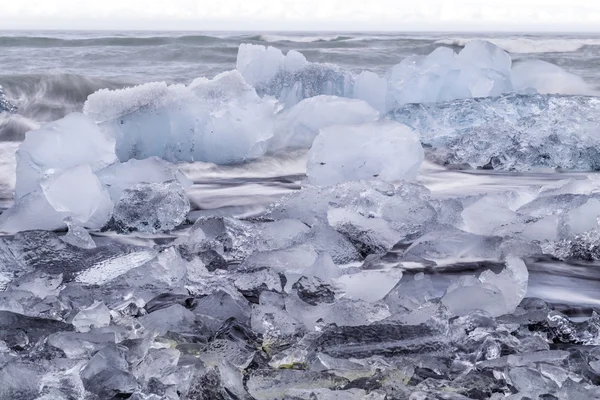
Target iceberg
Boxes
[306,121,423,186]
[390,93,600,171]
[84,70,277,164]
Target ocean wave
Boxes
[256,34,355,43]
[0,35,226,48]
[436,37,600,54]
[0,73,127,123]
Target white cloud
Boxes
[0,0,599,30]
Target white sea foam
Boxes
[436,37,600,54]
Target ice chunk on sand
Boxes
[109,180,190,233]
[512,59,595,96]
[306,121,423,186]
[0,165,114,233]
[96,156,191,202]
[15,112,117,199]
[72,301,111,332]
[84,70,276,164]
[268,96,379,152]
[442,257,529,317]
[335,269,403,303]
[386,41,513,108]
[390,93,600,171]
[237,43,353,108]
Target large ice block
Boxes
[84,70,277,164]
[390,93,600,171]
[306,121,423,186]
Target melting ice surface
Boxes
[1,39,600,399]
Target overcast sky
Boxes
[1,0,599,31]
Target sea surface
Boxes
[1,30,600,312]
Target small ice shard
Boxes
[404,227,502,262]
[241,244,319,275]
[138,304,200,336]
[512,59,595,95]
[236,43,353,108]
[96,156,192,202]
[8,270,63,299]
[285,293,390,329]
[0,165,114,233]
[15,112,117,199]
[390,93,600,171]
[85,70,276,164]
[442,257,529,317]
[268,95,379,152]
[384,272,436,313]
[80,345,138,398]
[109,180,190,233]
[72,301,111,332]
[313,323,449,359]
[255,219,311,252]
[292,276,336,306]
[60,218,96,249]
[74,245,158,285]
[564,198,600,235]
[246,370,349,400]
[460,196,522,236]
[335,269,403,303]
[306,121,423,186]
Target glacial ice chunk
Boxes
[268,180,436,256]
[236,43,353,108]
[0,165,114,233]
[96,156,191,202]
[512,59,595,95]
[268,96,379,152]
[335,269,403,303]
[72,301,111,332]
[352,71,388,113]
[60,218,96,249]
[442,257,529,317]
[386,41,513,108]
[15,113,117,199]
[84,70,276,164]
[390,93,600,171]
[109,180,190,233]
[306,121,423,186]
